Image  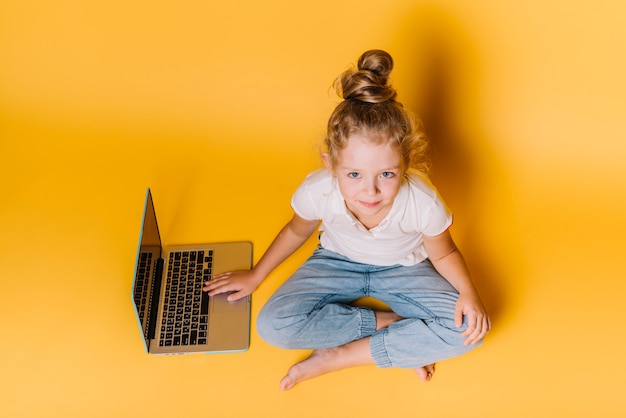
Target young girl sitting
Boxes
[203,49,491,391]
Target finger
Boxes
[202,274,231,290]
[206,282,236,296]
[460,311,476,336]
[212,272,232,280]
[203,278,232,293]
[226,290,248,302]
[470,330,486,345]
[461,316,480,344]
[465,316,488,345]
[466,329,482,345]
[202,280,219,291]
[454,305,464,328]
[475,316,491,342]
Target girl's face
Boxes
[324,134,405,229]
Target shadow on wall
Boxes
[393,6,523,325]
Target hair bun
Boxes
[337,49,397,104]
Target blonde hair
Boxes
[324,50,429,174]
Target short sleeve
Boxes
[419,196,453,236]
[405,172,453,237]
[290,180,318,220]
[290,169,332,221]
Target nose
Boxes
[363,178,379,196]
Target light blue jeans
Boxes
[257,249,479,368]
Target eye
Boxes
[348,172,361,179]
[381,171,395,179]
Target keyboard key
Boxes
[159,249,214,349]
[201,292,209,315]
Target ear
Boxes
[321,153,334,173]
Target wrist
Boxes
[249,266,267,285]
[456,283,479,296]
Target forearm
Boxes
[423,230,490,341]
[430,247,478,296]
[250,214,319,283]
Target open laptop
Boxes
[131,189,252,355]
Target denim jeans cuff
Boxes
[370,330,392,368]
[358,307,377,338]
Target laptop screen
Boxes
[132,190,163,351]
[140,190,162,252]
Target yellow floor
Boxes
[2,1,626,417]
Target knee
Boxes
[423,317,479,352]
[255,304,275,345]
[256,302,294,349]
[439,319,485,353]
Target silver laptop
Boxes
[131,189,252,355]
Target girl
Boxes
[203,49,491,390]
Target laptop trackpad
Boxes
[207,293,250,351]
[211,293,247,314]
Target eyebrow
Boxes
[339,166,401,172]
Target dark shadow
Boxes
[391,6,525,324]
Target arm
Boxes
[202,213,320,301]
[422,229,491,345]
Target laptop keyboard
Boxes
[133,252,153,338]
[159,250,213,347]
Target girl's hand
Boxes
[202,270,263,302]
[455,292,491,346]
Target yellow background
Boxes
[1,0,625,417]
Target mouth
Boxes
[358,200,381,208]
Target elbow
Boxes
[428,245,459,263]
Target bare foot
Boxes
[280,338,374,391]
[278,313,426,391]
[414,363,436,382]
[280,348,338,391]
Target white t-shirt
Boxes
[291,168,453,266]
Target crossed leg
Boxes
[279,310,436,391]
